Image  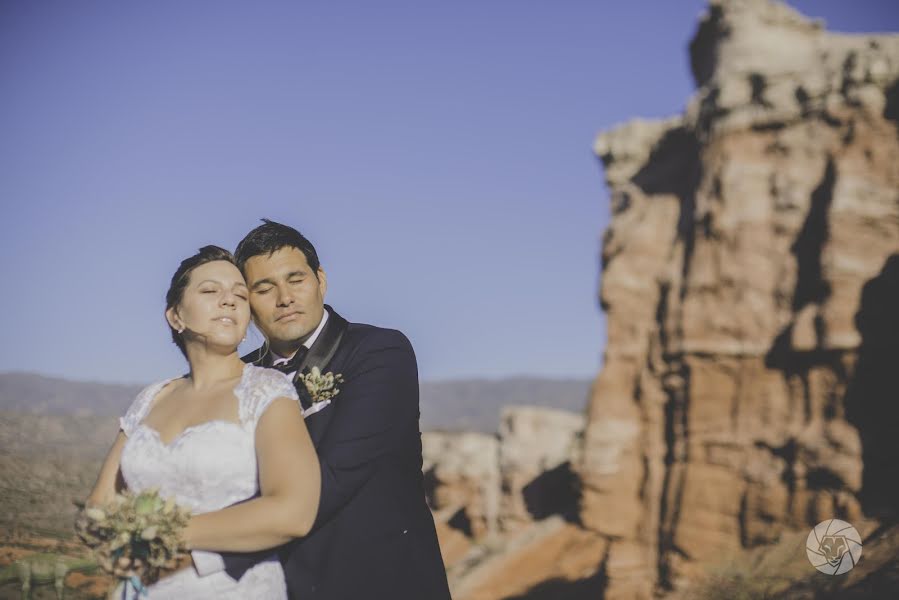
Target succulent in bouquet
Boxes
[75,489,190,595]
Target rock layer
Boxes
[583,0,899,597]
[422,407,590,597]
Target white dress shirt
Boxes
[270,309,329,378]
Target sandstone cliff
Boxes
[429,2,899,599]
[423,406,593,598]
[582,0,899,597]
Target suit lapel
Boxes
[294,305,347,376]
[244,305,348,447]
[293,305,347,446]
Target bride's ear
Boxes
[165,306,183,332]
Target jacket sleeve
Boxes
[221,328,420,581]
[312,328,419,530]
[219,546,283,581]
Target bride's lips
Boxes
[276,311,302,323]
[212,316,237,325]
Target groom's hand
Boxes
[111,556,146,581]
[113,553,194,584]
[156,553,195,582]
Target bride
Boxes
[86,245,319,599]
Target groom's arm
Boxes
[195,547,281,579]
[312,328,420,529]
[194,544,280,578]
[216,328,420,581]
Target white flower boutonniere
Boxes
[299,366,344,417]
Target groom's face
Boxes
[243,246,327,352]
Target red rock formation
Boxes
[424,3,898,598]
[498,407,584,533]
[580,0,899,597]
[423,431,501,545]
[422,407,592,597]
[450,517,608,600]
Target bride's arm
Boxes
[86,432,128,506]
[183,396,321,552]
[85,430,194,580]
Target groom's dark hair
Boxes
[235,219,321,277]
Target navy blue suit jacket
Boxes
[225,306,451,600]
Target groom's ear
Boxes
[317,267,327,298]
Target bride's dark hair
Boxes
[165,245,238,356]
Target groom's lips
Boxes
[276,311,302,322]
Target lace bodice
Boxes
[120,363,297,513]
[118,364,297,598]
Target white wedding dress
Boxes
[118,364,297,599]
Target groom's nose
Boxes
[276,285,295,307]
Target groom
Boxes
[192,219,451,600]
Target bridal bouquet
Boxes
[75,489,190,595]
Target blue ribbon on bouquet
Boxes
[120,575,148,599]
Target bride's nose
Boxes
[220,291,237,307]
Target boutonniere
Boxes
[299,366,344,407]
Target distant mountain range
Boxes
[0,372,591,434]
[418,378,591,432]
[0,372,591,539]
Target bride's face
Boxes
[166,260,251,353]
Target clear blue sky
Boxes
[1,1,896,385]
